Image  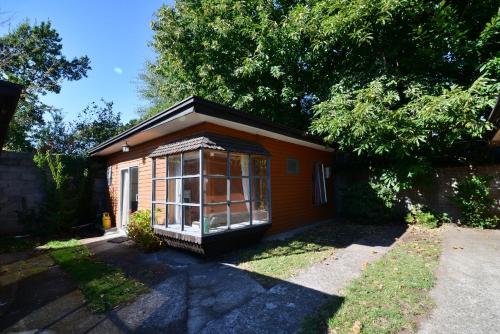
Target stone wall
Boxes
[0,152,45,235]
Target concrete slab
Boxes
[418,225,500,334]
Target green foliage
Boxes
[127,210,163,252]
[27,151,92,234]
[144,0,498,130]
[340,182,401,224]
[405,206,441,229]
[44,239,148,312]
[33,100,124,156]
[0,21,90,151]
[144,0,498,208]
[453,176,499,229]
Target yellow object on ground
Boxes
[102,212,112,229]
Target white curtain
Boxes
[241,155,250,210]
[121,169,130,228]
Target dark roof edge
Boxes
[192,97,325,145]
[87,96,197,155]
[0,80,23,96]
[88,96,327,155]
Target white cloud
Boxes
[113,67,123,75]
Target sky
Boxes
[1,0,174,123]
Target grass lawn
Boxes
[301,227,441,334]
[43,239,149,313]
[232,224,358,286]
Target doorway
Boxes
[120,166,139,230]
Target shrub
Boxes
[26,151,93,234]
[127,210,163,252]
[453,175,499,229]
[341,182,402,224]
[405,206,440,229]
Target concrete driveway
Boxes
[418,225,500,334]
[1,223,405,334]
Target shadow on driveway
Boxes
[0,221,406,333]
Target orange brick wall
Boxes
[105,122,334,235]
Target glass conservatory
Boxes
[150,134,271,243]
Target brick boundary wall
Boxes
[400,164,500,220]
[0,152,45,235]
[334,164,500,221]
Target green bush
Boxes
[453,176,499,229]
[23,151,93,234]
[127,210,163,252]
[341,182,401,224]
[405,206,441,229]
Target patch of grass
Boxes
[301,227,442,334]
[44,239,149,313]
[0,236,42,254]
[234,225,347,286]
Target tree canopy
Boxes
[36,99,125,156]
[0,21,91,151]
[144,0,499,199]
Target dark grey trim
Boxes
[88,96,326,155]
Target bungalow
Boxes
[89,96,334,253]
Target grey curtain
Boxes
[313,162,327,205]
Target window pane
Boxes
[252,178,268,203]
[203,204,227,233]
[204,177,227,203]
[230,178,250,202]
[167,204,182,229]
[154,157,166,178]
[204,150,227,176]
[153,204,166,226]
[168,154,181,177]
[183,177,200,204]
[168,179,182,203]
[252,200,269,224]
[253,156,267,176]
[184,206,200,232]
[154,179,166,202]
[229,153,249,177]
[230,202,250,228]
[183,151,200,175]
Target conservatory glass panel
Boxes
[183,151,200,176]
[204,150,227,176]
[203,204,228,233]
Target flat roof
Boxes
[89,96,331,156]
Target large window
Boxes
[152,149,270,235]
[152,152,201,233]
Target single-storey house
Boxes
[89,96,334,253]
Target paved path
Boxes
[2,224,404,333]
[418,225,500,334]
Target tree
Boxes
[0,21,91,151]
[69,100,123,155]
[142,0,317,128]
[144,0,499,202]
[34,99,124,156]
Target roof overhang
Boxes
[0,80,23,153]
[89,96,333,156]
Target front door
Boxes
[120,167,139,230]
